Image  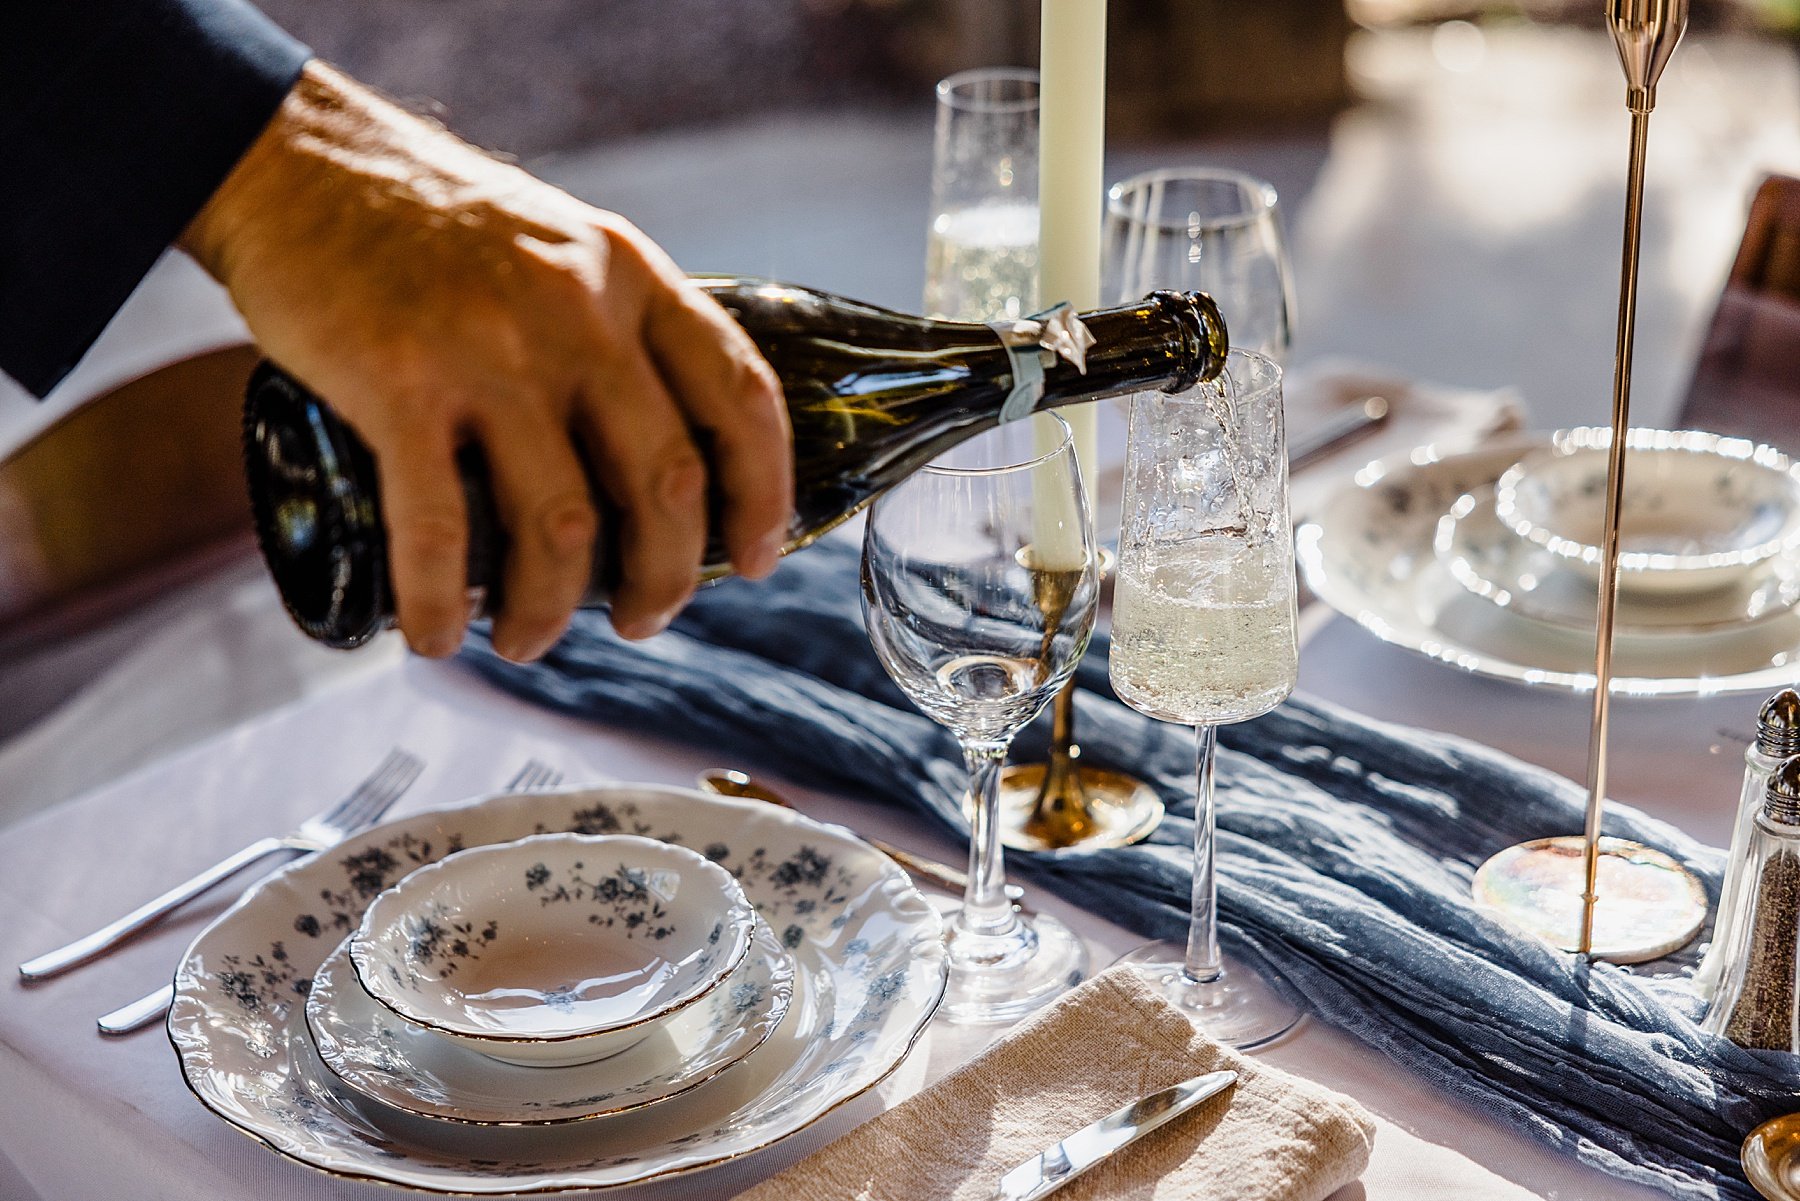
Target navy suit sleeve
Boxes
[0,0,310,397]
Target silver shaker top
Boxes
[1765,756,1800,826]
[1758,689,1800,757]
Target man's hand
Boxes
[180,61,791,660]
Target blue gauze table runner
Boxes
[461,538,1799,1200]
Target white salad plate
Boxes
[1435,484,1800,636]
[168,785,948,1194]
[307,917,793,1125]
[1493,427,1800,593]
[350,832,758,1066]
[1295,435,1800,696]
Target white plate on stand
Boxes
[168,785,947,1194]
[1435,483,1800,636]
[1295,435,1800,696]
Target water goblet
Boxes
[1110,350,1302,1049]
[1105,167,1297,360]
[924,67,1039,322]
[862,415,1096,1023]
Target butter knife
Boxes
[992,1069,1237,1201]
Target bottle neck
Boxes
[1025,291,1228,414]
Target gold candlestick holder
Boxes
[1471,0,1707,962]
[989,547,1166,852]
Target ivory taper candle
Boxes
[1036,0,1107,482]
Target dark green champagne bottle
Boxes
[243,278,1227,648]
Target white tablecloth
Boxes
[4,647,1674,1201]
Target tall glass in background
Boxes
[862,417,1096,1023]
[1105,168,1296,359]
[924,68,1040,322]
[1110,351,1302,1049]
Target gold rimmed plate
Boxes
[1295,435,1800,697]
[167,785,947,1194]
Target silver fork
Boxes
[504,759,563,791]
[98,755,556,1037]
[22,749,423,984]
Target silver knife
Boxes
[1288,394,1390,473]
[992,1069,1237,1201]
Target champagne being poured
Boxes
[243,277,1227,648]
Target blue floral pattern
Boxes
[168,786,945,1193]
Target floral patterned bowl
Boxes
[348,833,756,1067]
[1493,428,1800,594]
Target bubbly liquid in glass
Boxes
[923,202,1040,322]
[1110,541,1297,725]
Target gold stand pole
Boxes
[1576,0,1692,957]
[1577,108,1652,954]
[1469,0,1708,963]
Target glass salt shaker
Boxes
[1694,688,1800,1002]
[1704,755,1800,1050]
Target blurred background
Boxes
[15,0,1800,439]
[5,0,1800,813]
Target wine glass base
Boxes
[1472,835,1707,963]
[991,764,1165,852]
[939,911,1090,1024]
[1114,942,1301,1050]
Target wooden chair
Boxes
[0,344,262,664]
[1676,174,1800,452]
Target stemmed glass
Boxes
[1104,167,1296,359]
[923,68,1039,322]
[862,416,1097,1023]
[1110,351,1302,1049]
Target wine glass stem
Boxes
[961,741,1019,939]
[1186,723,1223,985]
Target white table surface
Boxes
[0,644,1652,1201]
[7,22,1800,1201]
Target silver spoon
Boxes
[695,769,1025,907]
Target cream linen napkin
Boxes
[734,967,1375,1201]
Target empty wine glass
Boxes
[862,415,1096,1023]
[924,67,1040,322]
[1110,350,1301,1048]
[1104,167,1296,359]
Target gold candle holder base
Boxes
[977,674,1165,852]
[994,753,1165,852]
[1742,1111,1800,1201]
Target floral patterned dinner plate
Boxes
[305,917,794,1125]
[167,785,947,1194]
[1296,435,1800,696]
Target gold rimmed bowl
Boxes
[349,832,756,1068]
[1493,428,1800,596]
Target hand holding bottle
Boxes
[246,283,1228,649]
[178,61,793,660]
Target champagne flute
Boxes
[1110,350,1302,1048]
[862,416,1096,1023]
[923,67,1039,322]
[1104,167,1296,359]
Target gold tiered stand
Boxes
[1471,0,1708,963]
